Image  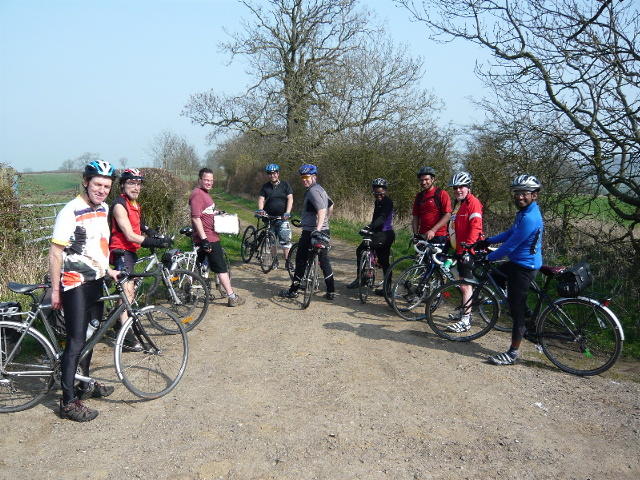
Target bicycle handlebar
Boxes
[413,240,443,264]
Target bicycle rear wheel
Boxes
[426,280,499,341]
[115,306,188,398]
[259,231,278,273]
[147,269,210,332]
[383,255,416,308]
[391,265,444,321]
[286,242,298,281]
[537,298,623,376]
[301,253,318,309]
[240,226,257,263]
[0,322,56,413]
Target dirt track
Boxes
[1,236,639,480]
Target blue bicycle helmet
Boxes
[299,164,317,176]
[265,163,280,173]
[84,160,116,179]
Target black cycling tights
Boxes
[60,279,104,404]
[292,230,335,294]
[495,262,537,343]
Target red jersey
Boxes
[412,187,452,236]
[452,193,483,254]
[109,194,142,254]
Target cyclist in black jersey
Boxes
[346,178,395,295]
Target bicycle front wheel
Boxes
[358,252,374,304]
[259,231,277,273]
[148,269,210,332]
[0,322,56,413]
[383,255,416,308]
[426,280,499,341]
[537,298,623,376]
[301,253,318,309]
[115,306,189,398]
[286,242,298,281]
[391,265,444,321]
[240,225,257,263]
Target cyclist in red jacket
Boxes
[447,171,484,333]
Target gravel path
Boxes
[1,236,639,480]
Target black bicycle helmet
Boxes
[299,164,317,176]
[417,166,436,178]
[449,171,472,187]
[266,163,280,173]
[120,168,144,182]
[84,160,116,179]
[510,175,541,192]
[371,178,388,189]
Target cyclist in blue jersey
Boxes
[476,175,544,365]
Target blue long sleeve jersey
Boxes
[486,201,543,270]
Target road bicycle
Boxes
[171,227,231,300]
[382,238,442,309]
[0,272,189,413]
[388,240,456,321]
[240,214,282,273]
[112,242,210,333]
[300,232,331,309]
[425,248,624,376]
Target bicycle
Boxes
[171,227,231,300]
[382,238,443,309]
[300,232,331,309]
[240,214,282,273]
[386,240,455,320]
[112,242,210,333]
[0,272,189,413]
[355,229,377,304]
[425,247,624,376]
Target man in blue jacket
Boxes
[476,175,544,365]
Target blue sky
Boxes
[0,0,489,172]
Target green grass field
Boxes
[19,171,80,203]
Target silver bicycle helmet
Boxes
[371,178,388,189]
[510,175,541,192]
[449,171,472,187]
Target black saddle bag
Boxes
[556,262,593,297]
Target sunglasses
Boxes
[373,192,385,197]
[300,175,313,180]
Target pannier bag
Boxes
[214,214,240,235]
[556,262,593,297]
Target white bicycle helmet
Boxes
[510,175,541,192]
[449,171,472,187]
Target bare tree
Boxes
[397,0,640,251]
[182,0,439,151]
[147,130,201,176]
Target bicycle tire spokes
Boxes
[537,298,622,376]
[115,307,188,398]
[426,281,498,341]
[0,323,56,413]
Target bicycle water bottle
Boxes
[442,259,453,271]
[86,318,100,340]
